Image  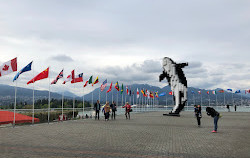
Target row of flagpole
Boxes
[1,57,249,127]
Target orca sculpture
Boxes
[159,57,188,116]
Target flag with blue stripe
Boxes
[13,61,32,82]
[159,92,166,97]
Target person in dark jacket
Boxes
[110,101,117,120]
[206,107,220,133]
[94,100,101,120]
[194,105,202,127]
[226,104,230,112]
[234,104,237,112]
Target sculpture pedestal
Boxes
[163,113,180,117]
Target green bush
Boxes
[25,110,78,123]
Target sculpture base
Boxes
[163,113,180,117]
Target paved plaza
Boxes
[0,111,250,158]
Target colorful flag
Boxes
[106,82,112,93]
[141,89,145,96]
[27,67,49,84]
[0,57,17,77]
[88,76,93,84]
[207,91,209,94]
[100,79,107,91]
[212,90,216,94]
[71,73,83,83]
[126,86,129,95]
[147,90,150,99]
[169,91,173,95]
[51,69,63,84]
[159,92,166,97]
[137,88,139,98]
[245,90,250,94]
[115,81,119,91]
[227,89,233,92]
[198,91,201,94]
[150,91,154,98]
[63,70,75,84]
[235,90,241,93]
[155,91,159,98]
[92,76,99,86]
[121,84,124,94]
[83,81,88,87]
[13,61,32,82]
[218,90,224,93]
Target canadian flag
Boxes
[0,57,17,77]
[62,70,75,84]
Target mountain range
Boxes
[1,84,250,107]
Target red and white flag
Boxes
[126,86,129,95]
[137,88,139,99]
[63,70,75,84]
[0,57,17,77]
[106,82,112,93]
[71,73,83,83]
[83,81,88,87]
[169,91,173,95]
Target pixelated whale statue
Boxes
[159,57,188,116]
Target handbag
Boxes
[198,113,202,118]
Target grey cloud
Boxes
[96,59,161,84]
[49,55,74,62]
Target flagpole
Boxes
[106,91,107,102]
[232,92,233,106]
[241,91,242,106]
[166,93,168,109]
[99,88,101,103]
[32,64,35,125]
[125,94,126,104]
[48,69,50,124]
[112,88,113,103]
[224,91,226,106]
[82,84,84,119]
[216,92,217,107]
[92,90,93,110]
[200,93,202,106]
[209,93,210,106]
[13,80,17,127]
[62,88,64,121]
[133,93,134,105]
[122,93,123,106]
[116,90,118,106]
[73,83,75,119]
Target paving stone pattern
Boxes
[1,111,250,158]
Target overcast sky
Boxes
[1,0,250,95]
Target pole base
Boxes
[163,113,180,117]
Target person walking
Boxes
[234,104,237,112]
[104,101,111,121]
[194,105,202,127]
[206,107,220,133]
[110,101,117,120]
[122,102,132,120]
[226,104,230,112]
[94,100,101,120]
